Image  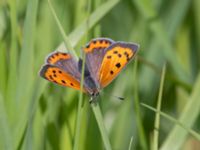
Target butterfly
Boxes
[39,38,139,103]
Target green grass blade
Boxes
[91,103,112,150]
[128,136,134,150]
[0,94,13,150]
[73,53,86,150]
[47,0,78,60]
[141,103,200,141]
[14,0,39,148]
[0,41,6,96]
[73,0,92,147]
[56,0,120,50]
[133,58,148,150]
[161,73,200,150]
[152,64,166,150]
[6,0,18,122]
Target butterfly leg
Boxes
[89,97,95,104]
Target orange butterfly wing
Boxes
[98,42,139,88]
[40,64,81,90]
[40,52,83,91]
[83,38,114,86]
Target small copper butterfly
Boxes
[39,38,139,102]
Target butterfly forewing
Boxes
[46,51,71,64]
[98,42,139,88]
[83,38,115,86]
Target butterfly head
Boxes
[89,91,100,103]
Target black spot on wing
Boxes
[113,51,118,54]
[49,75,53,80]
[61,80,66,84]
[107,55,112,59]
[118,54,122,57]
[115,63,121,68]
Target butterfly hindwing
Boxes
[98,42,139,88]
[39,64,81,90]
[40,51,83,91]
[83,38,115,87]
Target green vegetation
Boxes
[0,0,200,150]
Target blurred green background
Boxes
[0,0,200,150]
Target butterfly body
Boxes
[39,38,139,102]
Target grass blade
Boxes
[152,64,166,150]
[141,103,200,141]
[14,0,39,148]
[56,0,120,50]
[6,0,18,122]
[0,94,13,150]
[128,136,134,150]
[0,42,6,96]
[47,0,78,60]
[133,58,148,150]
[91,103,112,150]
[160,73,200,149]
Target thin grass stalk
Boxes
[152,64,166,150]
[73,52,86,150]
[74,0,91,149]
[133,58,148,150]
[56,0,120,50]
[6,0,18,120]
[128,136,134,150]
[47,0,78,60]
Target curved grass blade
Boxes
[47,0,78,60]
[141,103,200,141]
[56,0,120,50]
[161,73,200,150]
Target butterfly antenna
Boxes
[113,95,125,101]
[101,91,125,101]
